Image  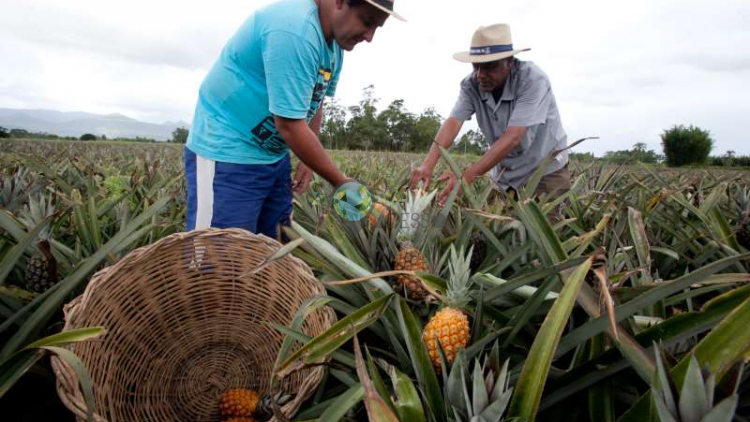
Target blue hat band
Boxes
[470,44,514,56]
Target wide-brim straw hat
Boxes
[453,23,530,63]
[364,0,406,22]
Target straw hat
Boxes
[364,0,406,22]
[453,23,530,63]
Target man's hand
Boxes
[292,162,314,194]
[408,164,433,190]
[436,168,480,207]
[436,171,459,207]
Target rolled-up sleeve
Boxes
[450,83,475,122]
[507,74,551,127]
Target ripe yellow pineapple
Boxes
[393,189,437,300]
[423,245,474,368]
[219,388,259,418]
[219,389,291,421]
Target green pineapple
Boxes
[734,187,750,250]
[651,347,742,422]
[20,194,59,293]
[445,342,517,422]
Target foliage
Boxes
[170,127,189,144]
[603,142,661,164]
[710,152,750,168]
[79,133,97,141]
[570,151,595,162]
[2,138,750,421]
[0,126,9,138]
[454,129,486,155]
[661,125,714,167]
[320,85,443,152]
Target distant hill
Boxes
[0,108,189,141]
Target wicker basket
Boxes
[51,228,335,422]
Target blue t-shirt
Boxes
[187,0,344,164]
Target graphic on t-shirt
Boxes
[308,67,332,120]
[250,116,287,154]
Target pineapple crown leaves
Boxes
[397,188,438,243]
[0,167,34,212]
[446,344,514,422]
[651,344,742,422]
[446,244,474,309]
[19,193,58,240]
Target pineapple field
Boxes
[1,137,750,422]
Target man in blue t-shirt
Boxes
[185,0,404,238]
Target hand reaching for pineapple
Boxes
[408,164,433,190]
[436,169,479,207]
[292,162,313,194]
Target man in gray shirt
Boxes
[409,23,570,206]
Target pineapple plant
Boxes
[392,188,437,300]
[19,194,59,293]
[651,347,742,422]
[423,245,473,368]
[734,187,750,250]
[445,344,515,422]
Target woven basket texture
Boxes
[51,228,335,422]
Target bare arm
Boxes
[465,126,527,179]
[409,117,464,189]
[275,113,347,188]
[423,117,464,170]
[308,102,324,136]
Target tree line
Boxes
[1,97,746,167]
[316,85,486,154]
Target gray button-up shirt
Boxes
[450,59,568,190]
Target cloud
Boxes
[1,0,749,155]
[0,0,241,71]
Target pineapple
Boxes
[219,389,290,421]
[219,388,259,418]
[366,202,394,229]
[734,187,750,250]
[20,194,59,293]
[445,343,513,422]
[651,347,741,422]
[468,230,487,273]
[423,245,473,368]
[393,189,437,300]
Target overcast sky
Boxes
[1,0,749,156]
